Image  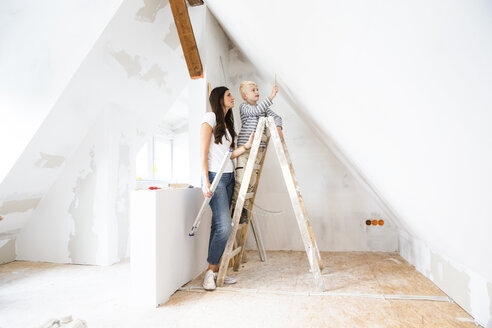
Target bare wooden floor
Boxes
[0,251,479,327]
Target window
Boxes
[136,136,173,182]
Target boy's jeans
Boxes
[207,171,235,265]
[230,147,266,222]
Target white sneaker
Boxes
[213,272,237,285]
[202,269,216,291]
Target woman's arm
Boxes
[200,122,213,198]
[231,131,255,159]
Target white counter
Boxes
[130,187,211,307]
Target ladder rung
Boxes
[245,192,254,199]
[230,246,242,258]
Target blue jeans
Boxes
[206,171,235,265]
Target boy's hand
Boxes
[277,126,284,140]
[269,84,278,101]
[245,131,255,150]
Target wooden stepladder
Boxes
[216,117,326,291]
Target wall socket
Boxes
[365,218,384,226]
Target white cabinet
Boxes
[130,188,210,307]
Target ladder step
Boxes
[230,246,242,258]
[245,192,254,199]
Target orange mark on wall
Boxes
[378,219,384,226]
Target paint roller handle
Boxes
[189,149,232,237]
[189,198,210,236]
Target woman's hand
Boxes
[202,180,212,198]
[245,131,255,150]
[231,131,255,159]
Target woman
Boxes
[200,86,254,291]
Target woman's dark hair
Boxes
[209,86,236,148]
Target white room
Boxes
[1,0,491,327]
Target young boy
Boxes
[231,80,283,224]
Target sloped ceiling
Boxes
[0,0,124,183]
[0,0,193,234]
[205,0,492,282]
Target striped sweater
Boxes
[236,98,282,148]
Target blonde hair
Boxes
[239,81,257,98]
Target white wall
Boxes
[158,82,196,185]
[224,47,397,252]
[173,6,398,252]
[9,1,226,266]
[197,11,397,252]
[16,108,141,264]
[400,232,492,327]
[0,0,124,184]
[206,0,492,325]
[0,238,16,264]
[8,0,194,264]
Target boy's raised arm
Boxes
[239,98,273,116]
[269,84,278,101]
[266,83,282,137]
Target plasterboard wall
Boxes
[205,1,492,325]
[222,47,398,252]
[16,108,141,264]
[11,0,199,264]
[400,232,492,327]
[0,0,124,184]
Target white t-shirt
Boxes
[202,112,234,173]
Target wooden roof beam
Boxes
[170,0,203,79]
